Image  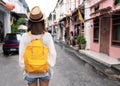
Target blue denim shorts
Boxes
[24,72,51,84]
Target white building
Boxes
[3,0,28,14]
[0,0,29,41]
[84,0,90,49]
[0,1,11,40]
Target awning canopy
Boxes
[17,13,28,18]
[11,12,28,18]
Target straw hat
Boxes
[29,6,44,22]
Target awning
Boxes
[16,13,28,18]
[11,12,28,18]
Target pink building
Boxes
[89,0,120,58]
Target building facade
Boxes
[84,0,90,49]
[55,0,85,44]
[89,0,120,58]
[0,1,11,42]
[47,0,120,59]
[0,0,29,41]
[3,0,28,14]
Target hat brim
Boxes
[28,13,45,22]
[29,17,44,22]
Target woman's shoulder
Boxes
[44,32,52,37]
[42,32,53,42]
[20,32,31,44]
[44,32,51,35]
[21,32,30,41]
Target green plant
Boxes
[11,18,25,33]
[77,35,86,45]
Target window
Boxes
[93,17,99,43]
[81,22,84,35]
[112,14,120,46]
[114,0,120,5]
[74,16,77,22]
[74,25,79,37]
[94,4,99,12]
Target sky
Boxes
[25,0,58,18]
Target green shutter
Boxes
[114,0,120,5]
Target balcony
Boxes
[90,0,106,8]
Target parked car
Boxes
[2,33,22,55]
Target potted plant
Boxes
[77,35,86,49]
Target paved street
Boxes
[0,49,26,86]
[0,44,120,86]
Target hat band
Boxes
[30,14,43,22]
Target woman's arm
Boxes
[47,33,57,67]
[19,34,26,69]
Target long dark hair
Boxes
[27,20,46,35]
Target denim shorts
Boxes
[24,72,51,84]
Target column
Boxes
[4,12,11,37]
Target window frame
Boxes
[93,17,99,43]
[112,14,120,46]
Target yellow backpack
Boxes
[24,32,49,74]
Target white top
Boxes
[19,32,57,78]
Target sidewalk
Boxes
[78,49,120,78]
[56,41,120,79]
[79,50,120,67]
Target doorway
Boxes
[100,14,110,55]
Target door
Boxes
[100,15,110,55]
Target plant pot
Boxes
[80,44,86,49]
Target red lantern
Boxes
[5,2,15,10]
[53,20,58,24]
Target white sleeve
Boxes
[47,34,57,68]
[19,34,26,69]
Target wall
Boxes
[0,3,11,36]
[90,0,120,58]
[84,0,91,49]
[90,20,100,52]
